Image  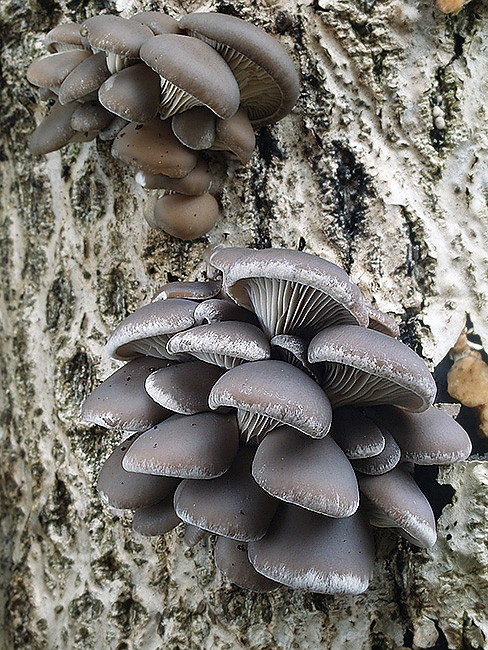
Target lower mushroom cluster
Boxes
[82,247,472,594]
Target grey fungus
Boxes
[70,101,113,133]
[135,157,213,195]
[151,193,219,240]
[27,49,92,93]
[98,63,161,123]
[132,492,181,537]
[58,52,111,104]
[331,407,386,459]
[193,298,258,326]
[152,279,221,302]
[367,304,401,338]
[29,100,79,155]
[211,106,256,164]
[214,536,280,592]
[172,106,216,150]
[131,12,182,36]
[44,23,85,53]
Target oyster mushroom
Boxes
[152,279,221,302]
[58,52,111,104]
[150,193,219,240]
[171,106,216,150]
[214,536,280,592]
[98,63,161,123]
[135,158,213,196]
[27,49,92,93]
[132,492,181,536]
[44,23,85,53]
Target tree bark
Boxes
[1,0,487,648]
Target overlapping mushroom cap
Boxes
[82,247,472,594]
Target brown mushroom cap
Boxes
[29,100,78,155]
[27,49,92,92]
[179,12,300,126]
[71,101,113,133]
[172,106,216,150]
[152,279,221,302]
[44,23,84,53]
[132,492,181,536]
[208,360,333,443]
[252,425,360,518]
[98,115,129,141]
[174,447,278,541]
[211,106,255,164]
[97,433,179,509]
[308,325,437,412]
[80,15,154,63]
[150,193,219,240]
[58,52,111,104]
[140,34,240,120]
[123,411,239,479]
[214,536,280,592]
[248,505,374,594]
[167,321,271,368]
[131,12,182,36]
[105,298,196,361]
[135,157,213,195]
[98,63,161,123]
[358,466,437,548]
[112,117,198,177]
[330,407,386,459]
[81,357,174,431]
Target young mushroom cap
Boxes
[308,325,437,412]
[184,523,207,547]
[172,106,216,150]
[270,334,318,380]
[351,429,401,475]
[211,106,256,164]
[252,425,360,518]
[112,117,198,177]
[81,357,174,431]
[58,52,111,104]
[140,34,241,120]
[44,23,84,53]
[330,407,386,459]
[105,298,196,361]
[132,491,181,536]
[97,433,179,509]
[144,360,224,414]
[174,447,278,541]
[247,504,374,594]
[29,100,78,155]
[364,405,472,465]
[367,305,400,338]
[131,12,182,36]
[151,193,219,240]
[214,536,280,592]
[98,115,129,141]
[358,465,437,548]
[193,299,258,326]
[152,279,221,302]
[27,49,92,92]
[98,63,161,123]
[135,157,213,195]
[70,101,113,133]
[220,248,369,338]
[166,321,271,368]
[208,360,333,444]
[122,411,239,479]
[178,12,300,126]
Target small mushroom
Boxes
[70,101,113,133]
[27,49,92,93]
[210,106,255,164]
[44,23,85,53]
[98,63,161,123]
[132,492,181,536]
[270,334,318,380]
[330,407,386,459]
[193,299,258,326]
[152,279,221,302]
[351,429,401,475]
[135,158,213,195]
[131,12,182,36]
[184,524,207,547]
[214,536,280,592]
[172,106,216,150]
[367,305,400,338]
[58,52,111,104]
[98,116,129,141]
[29,100,79,155]
[150,193,219,240]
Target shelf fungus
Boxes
[27,11,300,240]
[82,247,472,595]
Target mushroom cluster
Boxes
[82,247,472,594]
[27,12,299,240]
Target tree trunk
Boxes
[1,0,487,648]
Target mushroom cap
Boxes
[174,447,278,541]
[44,23,84,53]
[172,106,216,150]
[358,466,437,548]
[98,63,161,123]
[58,52,111,104]
[98,115,129,141]
[80,15,154,58]
[27,49,92,91]
[208,360,333,441]
[131,12,182,36]
[97,433,179,509]
[252,425,359,518]
[211,106,255,164]
[151,193,219,240]
[364,405,472,465]
[105,298,196,361]
[135,158,213,195]
[367,305,400,338]
[167,321,271,368]
[140,34,240,120]
[248,505,374,594]
[330,407,386,459]
[184,523,207,546]
[193,299,258,326]
[144,360,224,414]
[218,248,369,338]
[214,536,280,592]
[29,100,78,155]
[178,12,300,126]
[71,101,113,132]
[308,325,436,412]
[270,334,318,380]
[122,411,239,479]
[112,117,198,177]
[153,279,221,302]
[351,428,401,475]
[132,492,181,536]
[81,356,174,431]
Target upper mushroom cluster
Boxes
[82,247,472,594]
[27,12,300,240]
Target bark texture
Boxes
[1,0,487,648]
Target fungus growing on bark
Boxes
[83,247,471,593]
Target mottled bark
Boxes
[1,0,487,648]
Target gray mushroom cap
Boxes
[172,106,216,150]
[184,523,207,547]
[178,12,300,127]
[112,117,198,177]
[71,101,113,133]
[248,505,374,594]
[144,360,224,415]
[131,12,182,36]
[270,334,318,380]
[252,425,360,518]
[152,279,221,302]
[331,407,386,459]
[193,299,258,326]
[150,193,219,240]
[351,429,401,475]
[98,115,129,141]
[44,23,84,53]
[308,325,437,412]
[105,298,196,361]
[98,63,161,123]
[174,447,278,541]
[81,356,174,431]
[219,248,369,338]
[367,305,400,338]
[214,536,280,592]
[97,433,179,509]
[27,49,92,92]
[167,321,271,368]
[135,158,213,195]
[132,492,181,536]
[122,411,239,479]
[58,52,111,104]
[208,360,333,443]
[358,465,437,548]
[364,405,472,465]
[211,106,255,164]
[29,100,78,155]
[140,34,240,120]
